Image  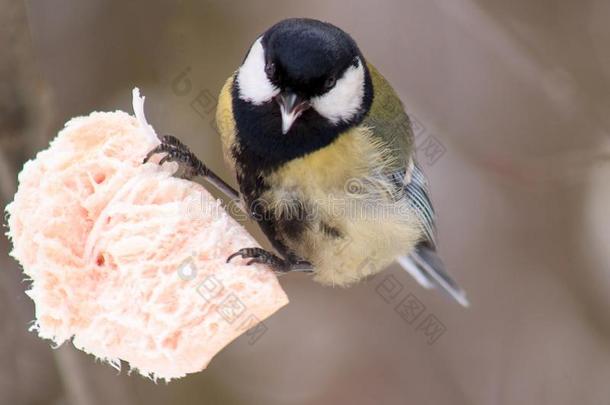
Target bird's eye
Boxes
[265,62,276,79]
[324,75,337,90]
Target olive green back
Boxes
[363,62,414,172]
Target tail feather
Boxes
[396,256,434,289]
[399,245,469,307]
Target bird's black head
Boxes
[232,18,373,170]
[262,19,361,101]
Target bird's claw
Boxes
[226,248,287,271]
[226,247,313,274]
[143,135,207,180]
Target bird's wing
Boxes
[400,162,469,306]
[363,62,438,246]
[364,62,468,306]
[399,160,469,306]
[362,62,414,174]
[402,160,438,248]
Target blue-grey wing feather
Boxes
[392,162,438,248]
[363,63,467,306]
[392,161,469,306]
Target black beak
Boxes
[275,91,310,134]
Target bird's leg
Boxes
[144,136,313,274]
[226,247,313,274]
[143,134,240,201]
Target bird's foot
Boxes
[143,134,208,180]
[226,247,312,273]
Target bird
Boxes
[145,18,468,306]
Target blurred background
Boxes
[2,0,610,404]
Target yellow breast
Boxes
[264,127,422,287]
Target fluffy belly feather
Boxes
[263,126,422,286]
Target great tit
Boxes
[146,18,468,306]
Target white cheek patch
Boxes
[311,58,365,124]
[236,37,279,105]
